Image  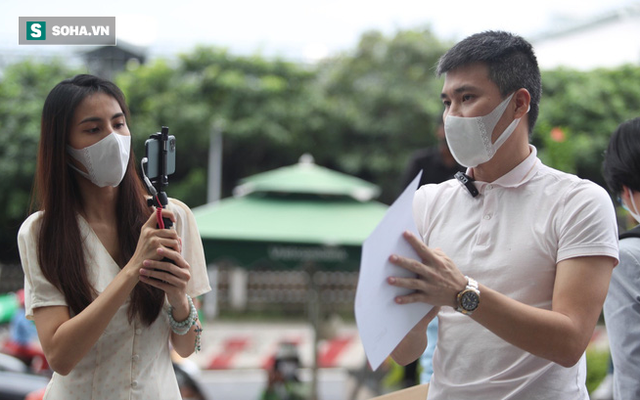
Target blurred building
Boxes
[80,40,147,80]
[531,2,640,70]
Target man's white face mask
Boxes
[67,132,131,187]
[444,93,527,168]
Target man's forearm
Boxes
[391,306,439,365]
[470,256,613,368]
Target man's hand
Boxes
[387,231,467,308]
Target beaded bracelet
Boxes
[168,294,198,335]
[194,325,202,353]
[168,294,203,353]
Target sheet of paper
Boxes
[355,171,434,371]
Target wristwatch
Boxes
[456,276,480,315]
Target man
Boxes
[387,31,619,399]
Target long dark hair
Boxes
[33,74,164,325]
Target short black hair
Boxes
[603,117,640,195]
[436,31,542,135]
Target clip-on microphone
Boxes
[455,171,479,198]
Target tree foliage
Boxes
[534,65,640,188]
[1,28,640,263]
[0,60,81,261]
[117,47,323,207]
[315,29,451,200]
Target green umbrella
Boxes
[193,155,388,270]
[233,154,381,201]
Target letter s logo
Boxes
[30,23,42,38]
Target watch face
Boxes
[461,291,479,311]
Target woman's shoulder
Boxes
[17,211,44,240]
[167,197,195,218]
[167,198,198,226]
[168,197,191,211]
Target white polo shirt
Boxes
[413,146,619,400]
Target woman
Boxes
[602,117,640,400]
[17,74,211,399]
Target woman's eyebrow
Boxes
[78,112,124,125]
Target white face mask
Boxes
[67,132,131,187]
[444,93,526,168]
[622,190,640,224]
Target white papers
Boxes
[355,171,433,371]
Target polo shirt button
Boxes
[131,381,138,388]
[484,214,492,220]
[135,328,142,335]
[486,184,493,190]
[132,354,140,362]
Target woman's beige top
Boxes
[18,198,211,400]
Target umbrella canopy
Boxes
[193,155,388,270]
[233,154,381,202]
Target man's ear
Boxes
[513,88,531,119]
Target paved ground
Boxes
[182,320,609,400]
[179,320,380,399]
[0,319,611,400]
[190,320,365,371]
[195,368,376,400]
[190,320,609,371]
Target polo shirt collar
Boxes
[467,145,540,189]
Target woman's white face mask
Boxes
[67,132,131,187]
[444,93,528,168]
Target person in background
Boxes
[17,74,211,399]
[387,31,618,399]
[600,117,640,400]
[401,123,465,190]
[4,289,43,369]
[261,342,310,400]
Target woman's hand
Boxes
[125,208,191,310]
[138,243,192,311]
[127,209,180,273]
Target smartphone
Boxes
[145,135,176,180]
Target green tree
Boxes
[0,60,80,262]
[535,65,640,188]
[117,46,324,207]
[315,28,451,202]
[3,30,640,264]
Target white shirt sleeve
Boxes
[556,180,619,264]
[17,212,68,320]
[169,198,212,298]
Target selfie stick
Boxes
[142,126,173,230]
